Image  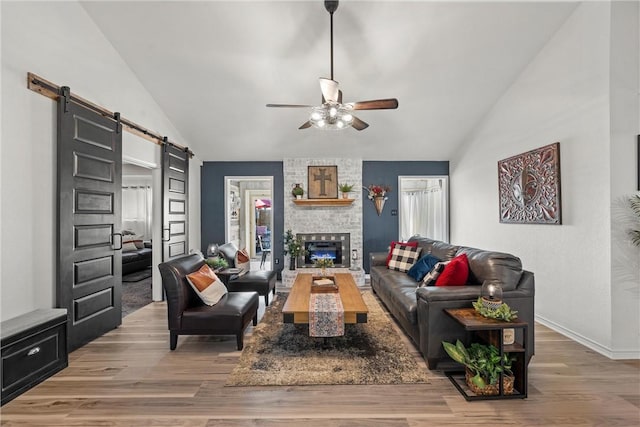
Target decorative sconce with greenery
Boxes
[364,184,391,215]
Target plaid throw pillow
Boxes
[388,244,422,273]
[420,261,449,287]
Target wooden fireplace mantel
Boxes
[292,198,355,206]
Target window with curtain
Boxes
[122,186,152,239]
[399,178,448,242]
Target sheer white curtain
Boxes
[122,186,152,239]
[400,187,446,241]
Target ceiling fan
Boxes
[266,0,398,131]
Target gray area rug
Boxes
[122,268,152,282]
[122,273,152,317]
[226,291,430,386]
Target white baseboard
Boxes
[535,315,640,360]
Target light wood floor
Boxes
[2,290,639,426]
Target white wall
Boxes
[609,1,640,355]
[0,2,194,321]
[451,2,639,358]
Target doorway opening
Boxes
[398,176,449,242]
[121,161,155,317]
[225,177,274,270]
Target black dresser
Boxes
[1,309,68,405]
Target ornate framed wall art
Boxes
[498,142,561,224]
[308,165,338,199]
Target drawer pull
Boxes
[27,347,41,356]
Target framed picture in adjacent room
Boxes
[498,142,562,224]
[308,165,338,199]
[229,186,240,223]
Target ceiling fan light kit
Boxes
[309,105,353,130]
[267,0,398,131]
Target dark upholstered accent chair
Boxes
[158,253,259,351]
[217,242,278,306]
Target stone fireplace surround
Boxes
[283,158,363,270]
[282,158,364,287]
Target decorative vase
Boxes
[292,183,303,198]
[289,256,296,271]
[373,196,385,216]
[342,192,349,199]
[321,266,327,277]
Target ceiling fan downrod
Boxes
[325,0,339,81]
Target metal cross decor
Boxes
[498,142,562,224]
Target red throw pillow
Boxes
[435,254,469,286]
[385,240,419,266]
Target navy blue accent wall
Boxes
[362,161,449,272]
[201,162,284,274]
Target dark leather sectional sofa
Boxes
[369,236,535,370]
[122,242,152,276]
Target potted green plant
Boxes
[283,229,306,270]
[472,297,518,322]
[291,184,304,199]
[338,183,354,199]
[442,339,516,395]
[205,256,228,271]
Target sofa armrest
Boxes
[369,252,388,267]
[416,285,482,303]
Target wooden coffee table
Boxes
[282,273,368,324]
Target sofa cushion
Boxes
[408,236,437,255]
[421,261,448,287]
[388,244,421,273]
[430,241,460,261]
[407,254,441,281]
[371,266,420,326]
[385,240,418,266]
[122,241,138,252]
[435,253,469,286]
[455,247,523,291]
[186,264,228,306]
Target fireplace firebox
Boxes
[304,241,342,265]
[296,233,350,268]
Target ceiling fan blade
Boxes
[319,78,339,103]
[349,98,399,110]
[299,121,312,130]
[266,104,312,108]
[351,116,369,131]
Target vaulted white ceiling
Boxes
[81,1,578,161]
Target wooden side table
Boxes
[444,308,528,400]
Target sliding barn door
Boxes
[162,143,189,261]
[57,88,122,352]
